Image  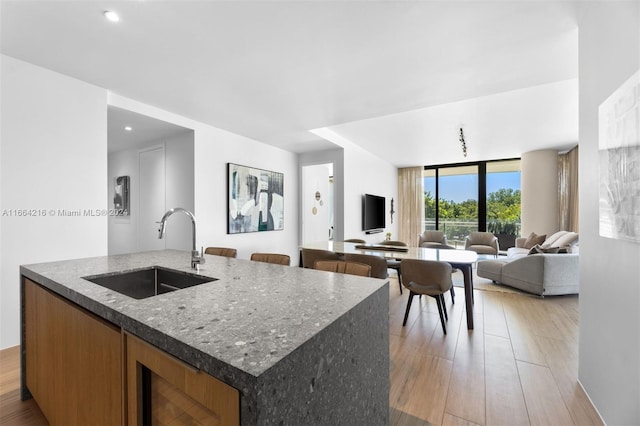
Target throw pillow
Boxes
[528,244,565,255]
[523,232,547,249]
[553,232,579,248]
[542,231,567,247]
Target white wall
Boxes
[108,132,194,254]
[578,2,640,424]
[164,132,195,251]
[343,141,398,244]
[109,94,300,262]
[521,149,560,237]
[0,56,108,349]
[299,143,398,245]
[195,127,298,260]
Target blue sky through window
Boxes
[424,171,520,203]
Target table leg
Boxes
[462,265,474,329]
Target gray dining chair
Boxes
[343,239,366,244]
[379,240,408,294]
[313,260,372,277]
[400,259,453,334]
[300,248,340,268]
[204,247,237,258]
[250,253,291,265]
[343,253,389,279]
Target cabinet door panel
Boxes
[24,278,122,425]
[126,333,239,426]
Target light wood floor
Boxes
[0,276,602,426]
[388,274,602,426]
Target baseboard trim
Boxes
[577,379,607,425]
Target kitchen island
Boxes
[20,250,389,425]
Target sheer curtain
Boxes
[398,167,424,246]
[559,145,579,232]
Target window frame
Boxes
[424,158,520,233]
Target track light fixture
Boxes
[459,128,468,157]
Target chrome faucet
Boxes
[157,208,205,269]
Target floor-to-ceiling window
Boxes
[424,159,521,248]
[486,159,521,249]
[424,169,436,231]
[438,165,479,247]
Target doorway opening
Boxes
[301,163,334,244]
[107,106,194,254]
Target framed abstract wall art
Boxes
[598,69,640,243]
[227,163,284,234]
[113,175,130,216]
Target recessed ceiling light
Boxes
[103,10,120,23]
[124,126,132,131]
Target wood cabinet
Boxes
[24,278,123,424]
[23,278,239,425]
[125,333,239,425]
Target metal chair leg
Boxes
[439,294,448,320]
[402,292,415,326]
[434,295,447,335]
[450,286,455,304]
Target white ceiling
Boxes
[0,1,580,165]
[108,106,192,153]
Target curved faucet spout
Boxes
[157,207,204,269]
[158,207,195,244]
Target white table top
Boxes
[301,241,478,265]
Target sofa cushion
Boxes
[478,252,579,296]
[542,231,568,247]
[507,247,529,259]
[551,232,579,248]
[523,232,546,249]
[477,259,508,282]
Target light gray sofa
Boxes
[477,231,579,296]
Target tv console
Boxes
[365,229,383,234]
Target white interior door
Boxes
[138,146,165,251]
[302,163,332,244]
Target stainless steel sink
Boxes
[83,266,217,299]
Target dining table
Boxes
[300,241,478,330]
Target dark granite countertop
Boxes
[20,249,388,393]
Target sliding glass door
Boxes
[486,160,521,249]
[424,159,521,248]
[424,169,436,231]
[438,165,479,247]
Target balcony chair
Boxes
[464,232,499,257]
[418,230,448,248]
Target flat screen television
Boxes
[362,194,385,233]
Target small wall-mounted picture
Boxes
[228,163,284,234]
[114,175,130,216]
